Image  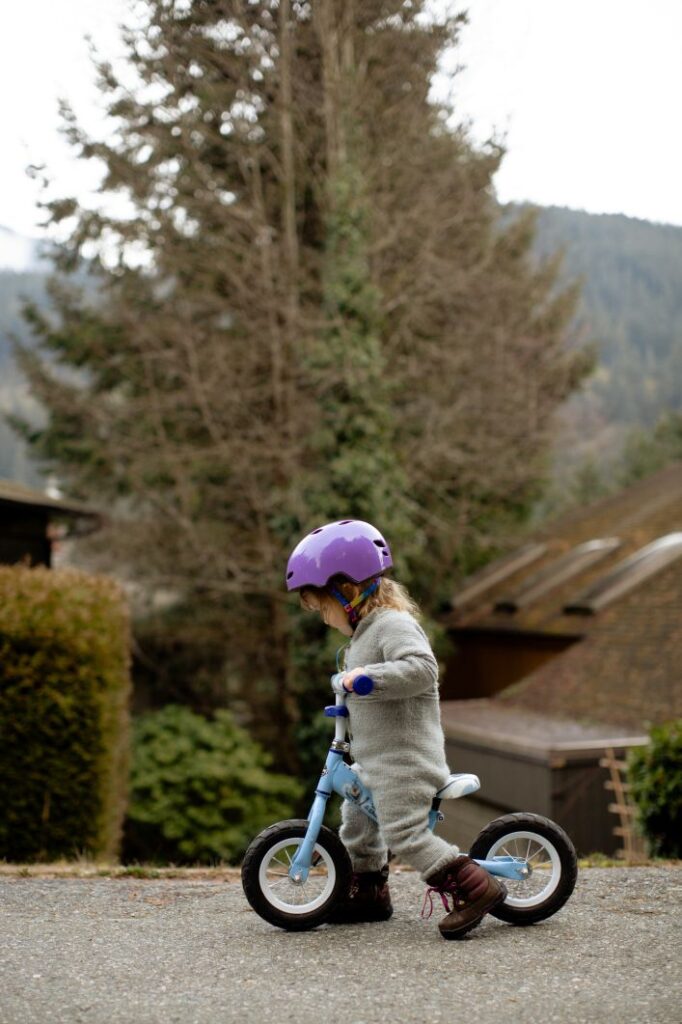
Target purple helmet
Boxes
[286,519,393,591]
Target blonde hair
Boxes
[300,575,422,621]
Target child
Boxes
[286,518,506,940]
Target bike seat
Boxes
[435,773,480,800]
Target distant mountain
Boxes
[533,205,682,418]
[528,205,682,468]
[0,268,48,373]
[0,208,681,488]
[0,230,50,486]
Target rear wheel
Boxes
[241,820,352,931]
[470,812,578,925]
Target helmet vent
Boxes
[311,528,324,534]
[339,520,353,525]
[286,571,294,579]
[373,539,386,547]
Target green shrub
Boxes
[0,566,131,862]
[123,705,303,864]
[628,720,682,858]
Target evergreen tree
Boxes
[618,412,682,486]
[14,0,589,768]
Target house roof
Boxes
[445,462,682,732]
[497,553,682,731]
[0,479,100,531]
[447,461,682,639]
[440,698,647,762]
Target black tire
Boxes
[469,812,578,926]
[241,819,352,931]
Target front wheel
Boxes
[470,812,578,925]
[241,819,352,931]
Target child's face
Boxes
[301,589,353,637]
[320,599,353,637]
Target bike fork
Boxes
[288,747,344,882]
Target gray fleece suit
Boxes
[340,606,460,880]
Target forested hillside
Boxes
[533,205,682,434]
[1,205,681,489]
[0,272,47,372]
[0,271,47,485]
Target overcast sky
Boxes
[2,0,680,237]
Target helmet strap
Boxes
[328,577,381,629]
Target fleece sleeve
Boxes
[359,613,439,700]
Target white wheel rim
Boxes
[486,830,561,908]
[258,839,337,915]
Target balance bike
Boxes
[242,673,578,930]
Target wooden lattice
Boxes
[599,747,648,863]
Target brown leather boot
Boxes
[326,864,393,924]
[422,855,507,940]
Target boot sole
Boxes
[439,884,508,941]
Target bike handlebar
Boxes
[330,672,374,696]
[352,674,374,695]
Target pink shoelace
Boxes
[420,878,466,919]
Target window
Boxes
[564,533,682,615]
[495,538,621,613]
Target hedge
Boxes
[0,565,131,861]
[628,719,682,859]
[123,705,303,864]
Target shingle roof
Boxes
[447,461,682,640]
[498,555,682,730]
[446,462,682,732]
[440,698,646,758]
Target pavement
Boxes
[1,867,680,1024]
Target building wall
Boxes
[550,758,619,855]
[442,735,627,856]
[442,628,577,700]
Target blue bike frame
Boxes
[287,676,529,884]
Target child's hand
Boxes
[342,667,367,692]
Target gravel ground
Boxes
[1,867,680,1024]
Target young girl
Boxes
[286,518,506,940]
